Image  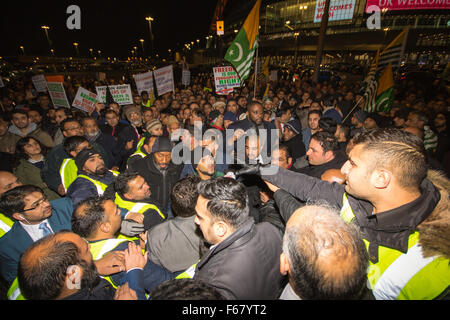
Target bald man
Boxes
[0,172,22,237]
[279,204,370,300]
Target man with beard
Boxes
[128,136,183,218]
[180,147,225,180]
[82,117,120,170]
[0,185,73,284]
[123,105,146,148]
[67,148,118,206]
[227,101,276,158]
[17,230,146,300]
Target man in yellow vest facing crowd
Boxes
[110,171,165,232]
[67,148,118,206]
[261,128,449,300]
[71,196,175,293]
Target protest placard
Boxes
[182,70,191,86]
[133,71,155,96]
[72,87,97,114]
[154,65,175,96]
[45,75,65,83]
[96,84,133,105]
[32,75,47,92]
[47,82,70,108]
[213,66,241,95]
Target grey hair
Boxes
[282,201,369,299]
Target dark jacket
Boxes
[128,154,183,216]
[262,167,448,264]
[194,217,285,300]
[90,132,120,167]
[228,118,277,157]
[67,171,116,206]
[284,133,306,161]
[292,149,348,179]
[42,142,110,192]
[63,269,145,300]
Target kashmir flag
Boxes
[362,50,380,113]
[224,0,261,82]
[378,28,409,72]
[375,63,394,112]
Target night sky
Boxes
[1,1,219,58]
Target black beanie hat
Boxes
[75,148,101,171]
[152,136,173,153]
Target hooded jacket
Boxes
[9,122,55,149]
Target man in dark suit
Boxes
[0,185,73,284]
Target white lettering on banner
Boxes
[72,87,97,113]
[96,84,133,105]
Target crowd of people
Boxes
[0,63,448,300]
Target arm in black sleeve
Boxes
[261,165,345,210]
[273,189,303,223]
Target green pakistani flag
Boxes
[224,0,261,82]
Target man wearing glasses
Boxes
[0,185,73,285]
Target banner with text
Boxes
[72,87,97,114]
[133,71,155,96]
[47,82,70,108]
[154,65,175,96]
[96,84,133,105]
[182,70,191,86]
[314,0,356,23]
[32,75,48,92]
[365,0,450,11]
[213,66,241,95]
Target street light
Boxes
[285,21,294,31]
[73,42,79,56]
[19,46,25,55]
[294,32,300,65]
[41,25,52,50]
[139,39,145,55]
[50,49,55,56]
[89,48,94,57]
[145,16,155,55]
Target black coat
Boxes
[293,149,348,179]
[128,153,183,216]
[194,217,285,300]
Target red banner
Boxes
[365,0,450,11]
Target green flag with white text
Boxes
[224,0,261,82]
